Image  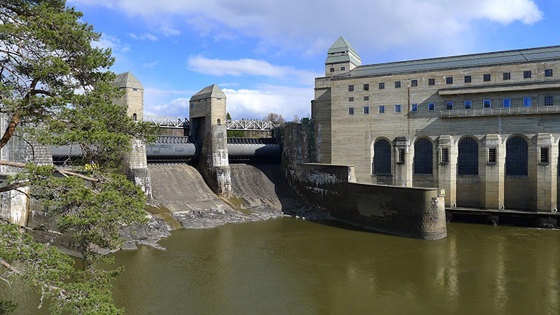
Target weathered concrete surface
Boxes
[148,164,228,213]
[229,163,304,212]
[289,163,447,240]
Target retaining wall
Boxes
[290,163,447,240]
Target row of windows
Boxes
[372,136,535,176]
[348,96,555,115]
[347,68,554,91]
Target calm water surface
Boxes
[5,218,560,314]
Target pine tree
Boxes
[0,1,156,313]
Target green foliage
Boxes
[0,0,156,313]
[226,112,232,120]
[227,130,245,138]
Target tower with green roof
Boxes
[325,36,362,76]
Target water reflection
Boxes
[2,219,560,315]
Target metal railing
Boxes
[144,115,189,128]
[440,105,560,118]
[225,119,277,131]
[144,115,277,131]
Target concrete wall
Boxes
[290,163,447,240]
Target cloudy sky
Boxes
[70,0,557,120]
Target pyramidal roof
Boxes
[190,84,226,101]
[112,72,143,89]
[328,36,359,57]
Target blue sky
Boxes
[70,0,558,121]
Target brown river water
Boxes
[3,218,560,314]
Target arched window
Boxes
[458,137,478,175]
[373,139,391,175]
[414,138,433,174]
[506,136,528,176]
[132,113,137,121]
[217,119,221,125]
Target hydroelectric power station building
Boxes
[312,37,560,213]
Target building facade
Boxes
[313,37,560,212]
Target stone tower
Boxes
[325,36,361,77]
[112,72,144,121]
[112,72,151,196]
[189,84,231,195]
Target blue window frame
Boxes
[411,104,418,112]
[545,69,553,77]
[464,100,472,109]
[348,107,354,115]
[483,100,491,109]
[363,106,370,114]
[190,103,194,110]
[503,98,511,108]
[523,97,532,107]
[379,105,385,113]
[428,103,435,111]
[544,96,553,106]
[446,102,453,110]
[395,105,401,112]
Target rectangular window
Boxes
[464,100,472,109]
[190,103,194,110]
[523,97,532,107]
[523,70,532,79]
[428,78,435,86]
[395,81,401,88]
[411,79,418,87]
[446,102,453,110]
[395,105,401,112]
[483,100,491,108]
[349,97,354,102]
[363,106,369,114]
[503,98,511,108]
[503,72,511,80]
[363,83,369,91]
[446,77,453,84]
[544,96,553,106]
[545,69,553,77]
[348,85,354,91]
[379,82,385,89]
[411,104,418,112]
[428,103,435,111]
[364,96,369,101]
[441,148,449,164]
[464,75,471,83]
[488,148,497,164]
[348,107,354,115]
[341,66,346,71]
[379,105,385,113]
[330,68,335,73]
[541,147,550,164]
[397,149,405,164]
[483,74,491,82]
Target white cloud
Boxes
[73,0,543,56]
[187,56,320,86]
[142,85,311,119]
[142,60,159,68]
[130,33,158,41]
[92,33,130,53]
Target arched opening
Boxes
[506,136,528,176]
[217,119,221,125]
[413,138,434,187]
[132,113,137,121]
[373,139,391,176]
[414,138,433,174]
[505,135,530,210]
[458,137,478,175]
[457,137,480,207]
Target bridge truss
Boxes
[143,115,277,131]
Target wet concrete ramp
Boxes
[148,164,229,213]
[229,163,303,212]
